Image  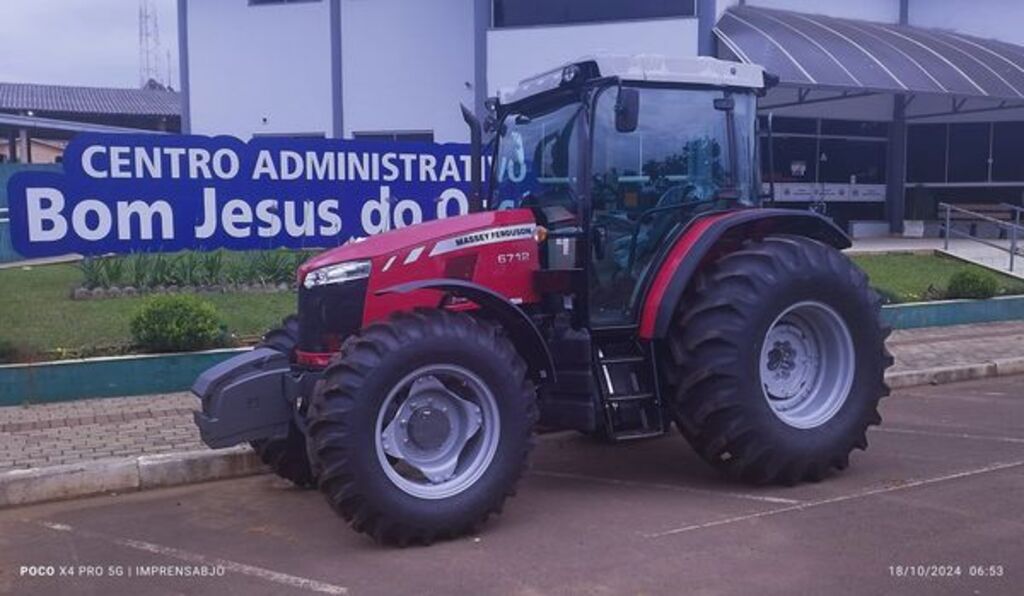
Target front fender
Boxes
[639,209,850,339]
[376,278,556,384]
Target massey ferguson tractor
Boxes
[193,56,892,545]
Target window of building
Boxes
[947,123,990,183]
[249,0,321,6]
[251,132,325,138]
[764,136,817,183]
[991,122,1024,182]
[820,119,888,138]
[818,139,887,184]
[763,116,817,135]
[907,124,947,183]
[492,0,695,28]
[760,118,886,188]
[352,131,435,143]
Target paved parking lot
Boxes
[1,376,1021,595]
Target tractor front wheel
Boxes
[306,310,537,545]
[249,315,316,488]
[665,236,892,485]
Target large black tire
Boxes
[663,236,892,485]
[306,309,537,545]
[250,315,316,489]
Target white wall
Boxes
[910,0,1024,46]
[186,0,333,138]
[488,18,700,95]
[341,0,475,142]
[716,0,899,23]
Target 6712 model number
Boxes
[497,252,531,264]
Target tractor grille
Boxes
[297,278,368,352]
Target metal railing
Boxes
[940,202,1024,272]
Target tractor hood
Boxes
[297,209,538,283]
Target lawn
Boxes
[850,253,1024,303]
[2,251,1022,363]
[0,263,295,361]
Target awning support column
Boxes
[886,95,908,234]
[18,128,31,164]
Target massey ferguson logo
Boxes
[454,226,533,247]
[431,224,535,256]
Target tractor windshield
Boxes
[589,86,758,326]
[491,100,584,213]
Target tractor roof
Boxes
[498,55,766,106]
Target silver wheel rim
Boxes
[760,301,855,429]
[374,364,500,500]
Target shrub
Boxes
[0,339,19,363]
[130,295,226,352]
[946,269,998,300]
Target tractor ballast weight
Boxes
[192,55,892,546]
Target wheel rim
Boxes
[374,364,500,499]
[760,301,855,429]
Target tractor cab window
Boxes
[589,86,756,326]
[492,101,583,214]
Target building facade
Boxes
[178,0,1024,233]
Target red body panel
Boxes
[298,209,541,326]
[637,212,734,339]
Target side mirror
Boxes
[615,87,639,133]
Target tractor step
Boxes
[605,392,653,403]
[594,338,666,441]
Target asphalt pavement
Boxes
[1,376,1021,596]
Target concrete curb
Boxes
[884,356,1024,390]
[2,359,1022,510]
[0,446,265,509]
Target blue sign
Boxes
[6,134,475,257]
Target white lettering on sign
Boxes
[25,188,176,243]
[26,187,68,242]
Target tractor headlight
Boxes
[302,260,371,289]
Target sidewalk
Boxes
[1,320,1022,477]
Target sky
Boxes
[0,0,179,90]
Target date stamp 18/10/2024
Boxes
[888,564,1005,579]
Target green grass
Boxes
[3,251,1022,362]
[0,263,294,361]
[851,253,1024,303]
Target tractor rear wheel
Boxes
[249,315,316,488]
[664,236,892,485]
[306,310,537,545]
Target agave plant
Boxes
[77,257,104,289]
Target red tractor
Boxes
[193,56,892,545]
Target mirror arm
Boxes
[460,103,484,212]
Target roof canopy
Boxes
[0,82,180,117]
[715,6,1024,100]
[0,113,166,136]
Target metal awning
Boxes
[714,6,1024,100]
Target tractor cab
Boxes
[474,56,770,439]
[483,56,767,328]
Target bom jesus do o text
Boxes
[6,134,487,257]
